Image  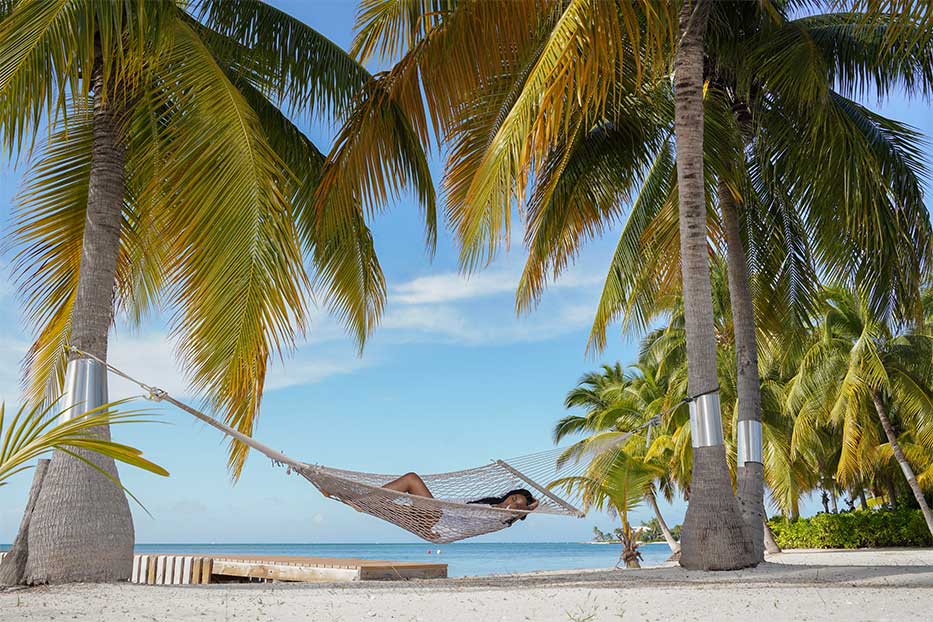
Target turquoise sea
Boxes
[1,542,672,577]
[130,542,673,577]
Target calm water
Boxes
[127,542,672,577]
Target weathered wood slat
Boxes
[191,557,203,585]
[182,556,193,585]
[200,557,213,584]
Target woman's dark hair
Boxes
[468,488,536,524]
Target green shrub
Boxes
[768,508,932,549]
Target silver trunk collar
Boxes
[736,419,763,465]
[689,392,724,447]
[60,357,108,422]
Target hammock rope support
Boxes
[64,346,681,543]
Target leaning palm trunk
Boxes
[646,488,680,554]
[871,392,933,537]
[763,519,781,554]
[674,0,753,571]
[0,460,49,585]
[719,180,765,563]
[617,522,642,569]
[16,67,134,584]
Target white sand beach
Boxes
[1,549,931,622]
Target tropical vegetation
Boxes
[557,273,933,557]
[1,0,932,583]
[769,508,933,549]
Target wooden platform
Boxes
[130,554,447,584]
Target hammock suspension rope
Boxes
[63,347,694,543]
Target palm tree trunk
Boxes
[858,487,868,510]
[829,490,838,513]
[763,519,781,554]
[646,488,680,554]
[618,521,642,569]
[886,476,899,508]
[820,489,830,513]
[17,64,134,584]
[0,460,49,585]
[871,391,933,537]
[674,0,753,571]
[719,178,765,563]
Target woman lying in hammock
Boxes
[383,472,539,513]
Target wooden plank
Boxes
[139,556,150,585]
[210,559,360,583]
[172,556,184,584]
[200,557,212,584]
[131,555,140,583]
[182,556,193,585]
[128,553,446,583]
[198,555,445,569]
[164,556,175,585]
[156,555,166,585]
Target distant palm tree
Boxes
[0,0,432,583]
[788,287,933,536]
[555,361,683,556]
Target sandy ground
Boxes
[1,549,932,622]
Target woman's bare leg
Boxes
[383,472,433,498]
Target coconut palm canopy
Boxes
[0,0,434,474]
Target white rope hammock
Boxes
[68,348,647,543]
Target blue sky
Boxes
[2,2,932,545]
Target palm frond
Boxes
[194,0,369,121]
[148,21,310,476]
[0,399,168,488]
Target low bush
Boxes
[768,508,932,549]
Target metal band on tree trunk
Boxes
[59,357,108,422]
[736,419,763,465]
[689,392,724,447]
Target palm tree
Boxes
[0,0,432,583]
[0,400,167,585]
[669,0,756,570]
[788,287,933,536]
[347,0,752,570]
[553,455,656,569]
[556,362,684,556]
[518,3,932,561]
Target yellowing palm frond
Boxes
[148,21,309,476]
[0,400,167,490]
[450,0,676,271]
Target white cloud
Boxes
[380,300,596,346]
[0,335,29,403]
[392,271,517,305]
[376,264,604,347]
[265,351,370,391]
[105,330,369,400]
[390,267,602,306]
